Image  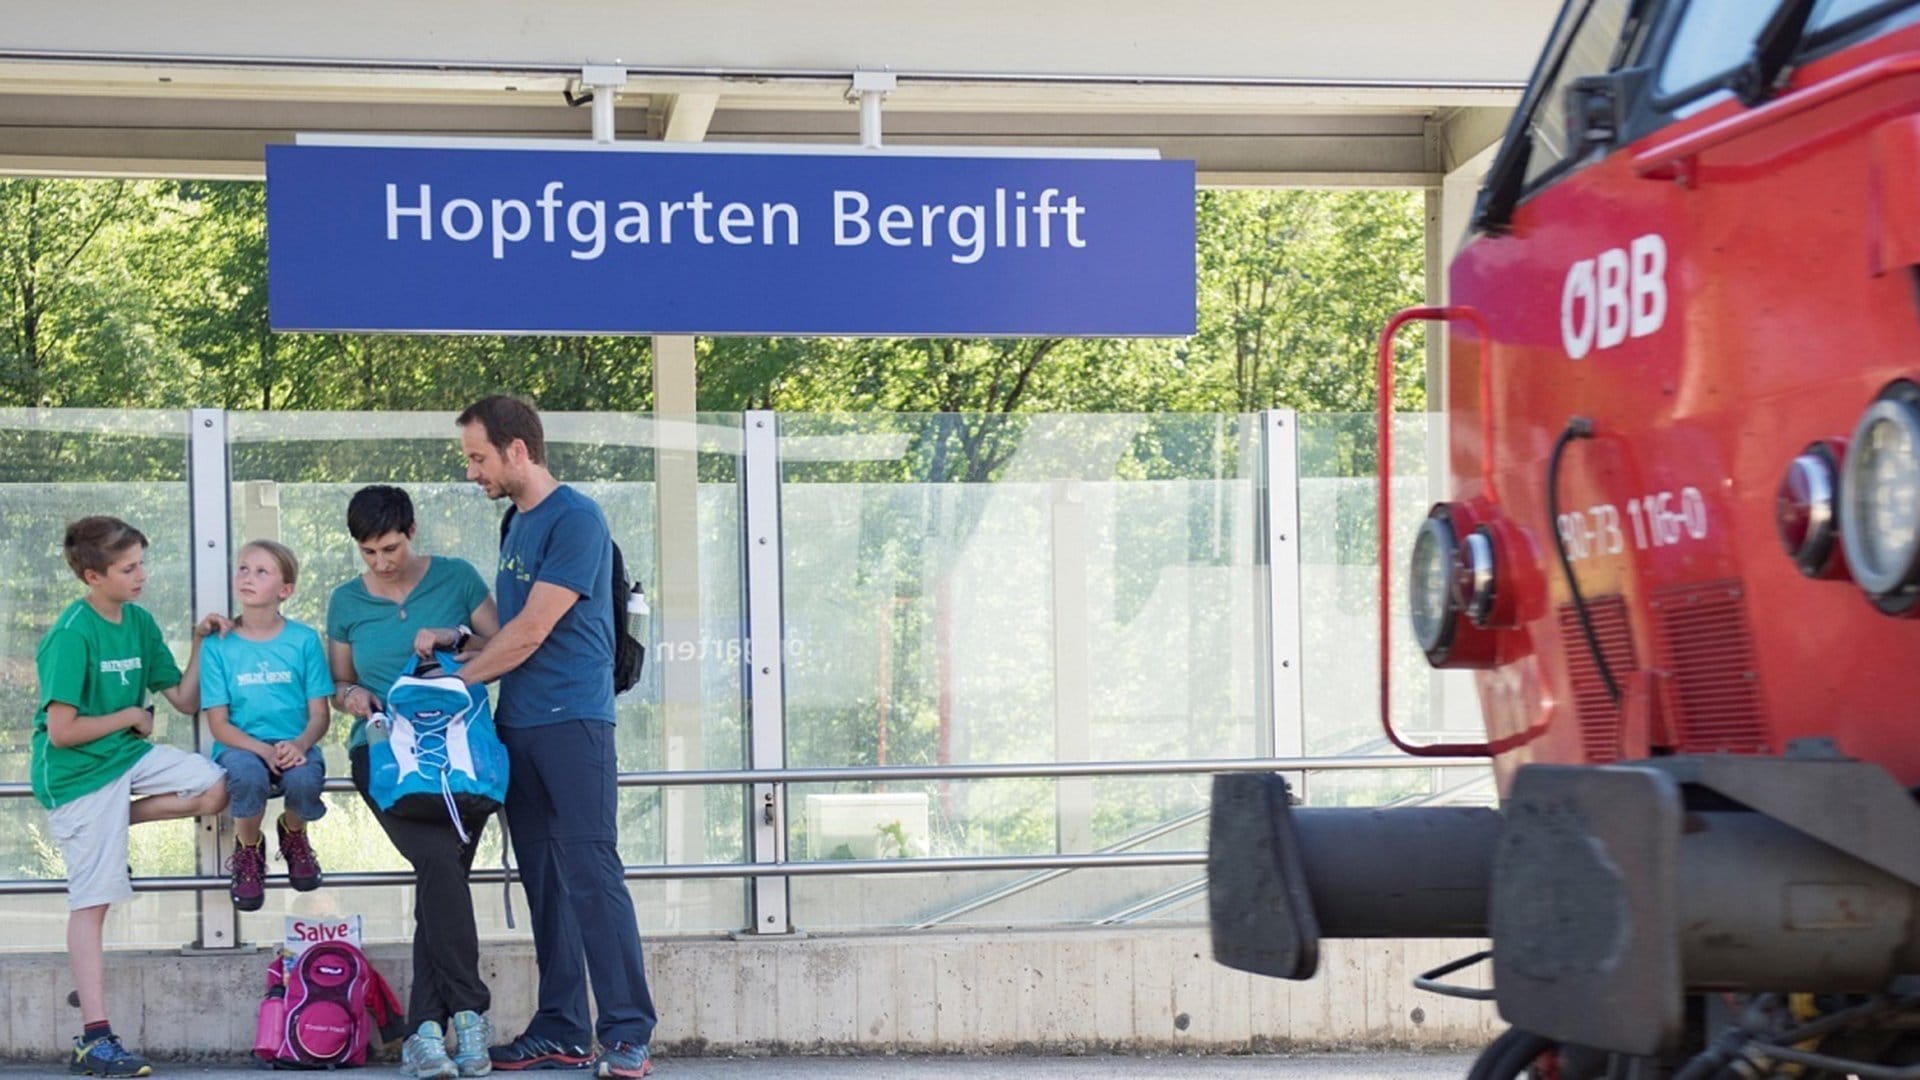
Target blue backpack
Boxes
[367,651,507,842]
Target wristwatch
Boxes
[452,624,473,651]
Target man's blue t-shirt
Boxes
[199,620,332,759]
[496,484,616,728]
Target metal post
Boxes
[582,65,628,144]
[650,83,715,917]
[187,408,237,949]
[741,411,792,934]
[848,70,896,149]
[1259,410,1306,800]
[1050,479,1093,852]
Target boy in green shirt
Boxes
[34,516,230,1078]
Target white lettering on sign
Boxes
[384,182,1089,267]
[285,915,363,955]
[1560,233,1668,360]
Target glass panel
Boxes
[0,410,194,949]
[224,411,749,938]
[1295,413,1481,780]
[780,412,1264,930]
[1656,0,1775,97]
[803,861,1209,932]
[1523,0,1635,186]
[1809,0,1919,34]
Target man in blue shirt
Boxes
[453,396,655,1078]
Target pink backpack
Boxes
[252,941,403,1068]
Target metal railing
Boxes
[0,754,1477,898]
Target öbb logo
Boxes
[1559,233,1667,360]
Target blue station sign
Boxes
[266,141,1196,337]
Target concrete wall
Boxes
[0,928,1498,1061]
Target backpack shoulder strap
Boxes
[360,955,407,1044]
[499,505,516,545]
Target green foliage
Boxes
[0,181,1426,419]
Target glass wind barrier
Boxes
[0,410,199,950]
[222,411,748,946]
[1296,413,1490,810]
[0,408,1483,949]
[778,413,1270,929]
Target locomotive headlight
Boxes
[1458,526,1499,625]
[1841,393,1920,598]
[1409,514,1460,655]
[1776,442,1839,577]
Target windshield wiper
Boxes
[1731,0,1820,106]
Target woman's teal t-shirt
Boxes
[325,555,489,748]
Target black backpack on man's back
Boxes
[499,506,645,694]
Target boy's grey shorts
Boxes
[47,745,224,910]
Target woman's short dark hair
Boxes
[346,485,415,543]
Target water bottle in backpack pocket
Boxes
[367,650,508,842]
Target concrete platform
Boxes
[0,927,1499,1059]
[0,1052,1480,1077]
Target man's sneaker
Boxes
[402,1021,458,1079]
[450,1010,493,1076]
[69,1033,151,1077]
[592,1042,651,1079]
[276,816,322,892]
[488,1032,592,1070]
[226,837,265,912]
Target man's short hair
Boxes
[64,516,148,582]
[457,395,546,466]
[346,485,416,543]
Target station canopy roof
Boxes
[0,0,1555,184]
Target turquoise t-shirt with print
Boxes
[199,619,331,759]
[325,556,489,749]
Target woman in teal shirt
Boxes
[325,485,500,1079]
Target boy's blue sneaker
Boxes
[488,1032,592,1070]
[450,1010,493,1076]
[69,1033,152,1077]
[592,1042,651,1079]
[402,1021,458,1079]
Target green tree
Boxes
[0,178,1427,420]
[0,179,174,406]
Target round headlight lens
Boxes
[1775,445,1837,577]
[1456,526,1498,625]
[1409,515,1460,654]
[1841,398,1920,597]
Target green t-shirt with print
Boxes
[31,599,181,809]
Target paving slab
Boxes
[0,1052,1478,1077]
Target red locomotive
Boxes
[1210,2,1920,1076]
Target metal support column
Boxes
[582,65,627,144]
[1258,410,1306,799]
[849,70,896,149]
[1050,479,1093,853]
[652,88,714,917]
[741,411,792,934]
[187,408,237,949]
